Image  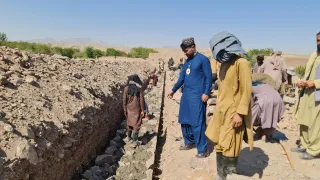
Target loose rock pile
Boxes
[0,46,156,180]
[81,123,126,180]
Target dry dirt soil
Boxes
[154,70,319,180]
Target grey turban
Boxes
[180,37,195,50]
[275,50,282,55]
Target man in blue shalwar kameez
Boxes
[168,37,212,158]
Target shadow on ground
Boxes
[237,147,269,179]
[140,131,158,145]
[152,128,167,180]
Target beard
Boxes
[186,50,196,58]
[186,54,194,58]
[317,45,320,53]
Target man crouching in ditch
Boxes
[205,31,253,180]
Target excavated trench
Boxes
[1,81,144,180]
[0,46,168,180]
[74,72,166,180]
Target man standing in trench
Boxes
[168,37,212,158]
[205,31,253,179]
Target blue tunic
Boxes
[172,53,212,126]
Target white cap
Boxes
[287,67,296,76]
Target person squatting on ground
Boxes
[293,32,320,160]
[123,74,145,147]
[168,37,212,158]
[251,73,285,142]
[205,31,253,180]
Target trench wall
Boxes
[0,46,155,180]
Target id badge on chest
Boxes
[186,65,191,75]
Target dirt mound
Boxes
[0,46,155,180]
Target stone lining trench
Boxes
[77,72,166,180]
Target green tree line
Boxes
[0,32,157,59]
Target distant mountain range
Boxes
[27,38,107,46]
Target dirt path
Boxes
[155,71,320,180]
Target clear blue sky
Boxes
[0,0,318,54]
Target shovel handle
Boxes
[279,140,295,169]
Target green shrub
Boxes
[93,49,104,58]
[84,46,95,58]
[127,53,133,58]
[1,41,81,58]
[118,51,127,57]
[0,32,160,60]
[247,48,273,57]
[72,51,84,58]
[2,41,94,58]
[106,48,127,58]
[84,47,105,58]
[106,48,118,56]
[105,48,117,56]
[148,48,158,53]
[295,65,306,78]
[34,44,52,55]
[61,48,79,58]
[0,32,8,44]
[52,47,64,55]
[127,47,157,59]
[3,41,35,51]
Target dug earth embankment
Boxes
[0,46,156,180]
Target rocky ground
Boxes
[0,46,156,180]
[155,70,320,180]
